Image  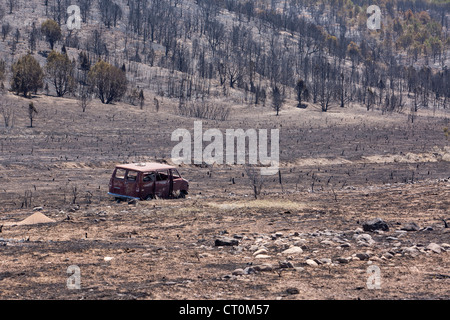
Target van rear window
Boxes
[115,168,126,179]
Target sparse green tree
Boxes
[10,54,44,97]
[88,60,127,104]
[41,19,61,50]
[46,50,75,97]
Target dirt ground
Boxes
[0,93,449,300]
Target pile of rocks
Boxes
[212,217,448,280]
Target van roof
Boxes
[115,162,176,172]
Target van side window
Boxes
[115,169,126,179]
[127,171,138,182]
[156,171,168,181]
[143,172,156,182]
[172,170,181,179]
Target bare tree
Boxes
[28,102,38,128]
[78,85,92,112]
[2,23,11,42]
[138,89,145,110]
[244,165,265,199]
[1,101,15,129]
[272,85,284,116]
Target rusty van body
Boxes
[108,163,189,201]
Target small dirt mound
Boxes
[16,212,56,226]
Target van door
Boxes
[155,170,170,198]
[125,170,139,198]
[111,168,127,196]
[171,169,183,194]
[141,171,156,199]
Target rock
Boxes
[354,227,364,234]
[355,233,375,246]
[215,237,239,246]
[286,287,299,295]
[354,233,372,241]
[232,268,245,276]
[401,222,420,231]
[386,236,398,241]
[32,207,43,211]
[254,263,273,272]
[318,258,332,264]
[336,257,351,264]
[293,239,308,248]
[426,243,443,253]
[253,248,268,256]
[363,218,389,232]
[382,252,394,259]
[104,257,114,262]
[441,243,450,249]
[275,232,283,237]
[340,243,351,248]
[321,240,336,246]
[356,253,370,261]
[282,246,303,255]
[254,254,271,259]
[403,246,418,255]
[128,199,139,205]
[394,230,408,237]
[222,274,235,280]
[278,260,294,268]
[273,239,289,250]
[369,256,383,262]
[294,267,305,272]
[305,259,318,267]
[244,267,257,275]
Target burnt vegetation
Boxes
[0,0,447,115]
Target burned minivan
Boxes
[108,163,189,201]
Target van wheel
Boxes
[179,191,187,199]
[144,194,154,201]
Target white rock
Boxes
[427,243,443,253]
[318,258,332,264]
[232,268,245,276]
[254,254,271,259]
[253,248,268,256]
[104,257,114,262]
[305,259,318,267]
[293,239,308,246]
[282,246,303,255]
